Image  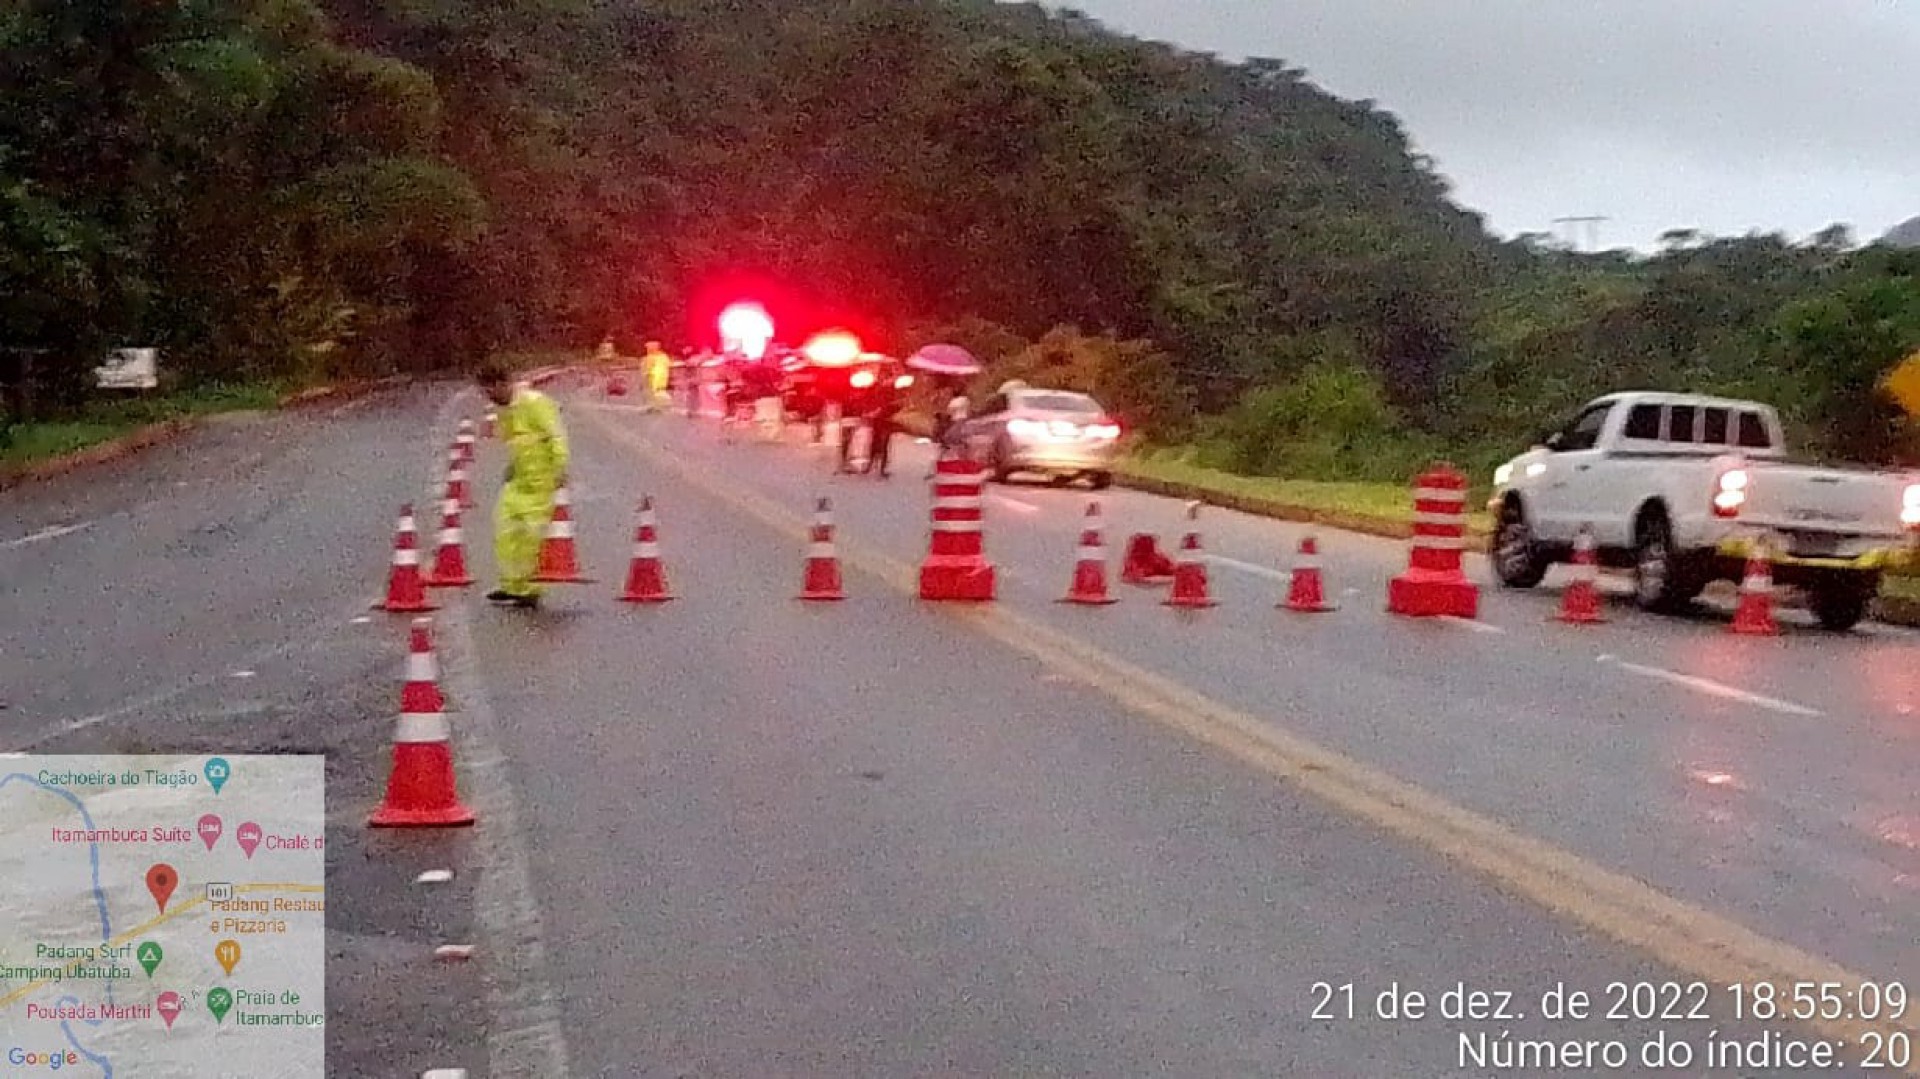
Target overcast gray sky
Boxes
[1062,0,1919,250]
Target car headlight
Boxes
[1493,463,1512,486]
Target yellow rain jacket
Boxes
[643,346,671,399]
[494,385,570,597]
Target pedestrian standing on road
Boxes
[642,341,672,413]
[478,364,570,610]
[931,387,971,476]
[839,372,874,473]
[747,358,785,442]
[864,377,903,478]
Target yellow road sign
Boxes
[1884,350,1920,418]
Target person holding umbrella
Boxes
[907,344,985,463]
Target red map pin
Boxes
[146,864,178,914]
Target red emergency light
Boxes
[803,330,863,367]
[717,302,774,352]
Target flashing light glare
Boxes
[894,374,915,389]
[718,302,774,347]
[803,330,863,367]
[1902,483,1920,528]
[850,369,877,389]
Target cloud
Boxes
[1059,0,1920,245]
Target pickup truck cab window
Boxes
[1735,411,1771,449]
[1552,402,1612,452]
[1666,404,1698,443]
[1623,404,1660,440]
[1701,407,1729,445]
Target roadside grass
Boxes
[1119,447,1495,537]
[0,381,288,468]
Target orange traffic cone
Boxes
[454,420,476,464]
[799,497,846,601]
[1165,506,1217,609]
[400,617,445,714]
[425,498,475,587]
[619,497,673,603]
[380,503,439,613]
[444,448,473,511]
[1120,533,1176,584]
[1284,535,1333,612]
[532,484,593,583]
[1730,544,1778,636]
[1556,524,1605,624]
[481,411,496,439]
[370,617,474,828]
[1061,500,1118,605]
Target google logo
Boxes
[7,1047,81,1069]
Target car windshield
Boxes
[1018,392,1101,414]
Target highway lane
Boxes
[1,386,493,1077]
[574,398,1920,990]
[461,404,1810,1076]
[5,381,1912,1074]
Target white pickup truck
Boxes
[1488,391,1920,630]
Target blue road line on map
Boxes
[3,772,118,1073]
[59,1019,112,1078]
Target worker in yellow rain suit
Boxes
[478,365,569,609]
[642,341,672,412]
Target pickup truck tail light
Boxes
[1903,483,1920,529]
[1712,468,1748,518]
[1086,417,1122,440]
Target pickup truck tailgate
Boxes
[1742,464,1908,552]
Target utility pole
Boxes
[1551,215,1609,252]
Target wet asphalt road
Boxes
[3,379,1916,1076]
[1,388,490,1078]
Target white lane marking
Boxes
[432,409,579,1078]
[992,494,1040,515]
[230,670,256,679]
[1599,656,1822,717]
[1440,615,1507,634]
[416,869,454,885]
[1,522,93,549]
[1204,554,1289,582]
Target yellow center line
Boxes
[584,404,1920,1066]
[0,883,324,1008]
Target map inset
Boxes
[0,755,324,1077]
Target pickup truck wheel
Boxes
[1808,574,1877,632]
[1492,506,1548,588]
[1087,471,1113,491]
[1632,514,1698,613]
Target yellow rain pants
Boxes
[493,386,570,597]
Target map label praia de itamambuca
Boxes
[0,755,324,1077]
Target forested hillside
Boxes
[4,0,1916,471]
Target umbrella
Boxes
[906,344,982,377]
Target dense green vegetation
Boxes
[4,0,1916,476]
